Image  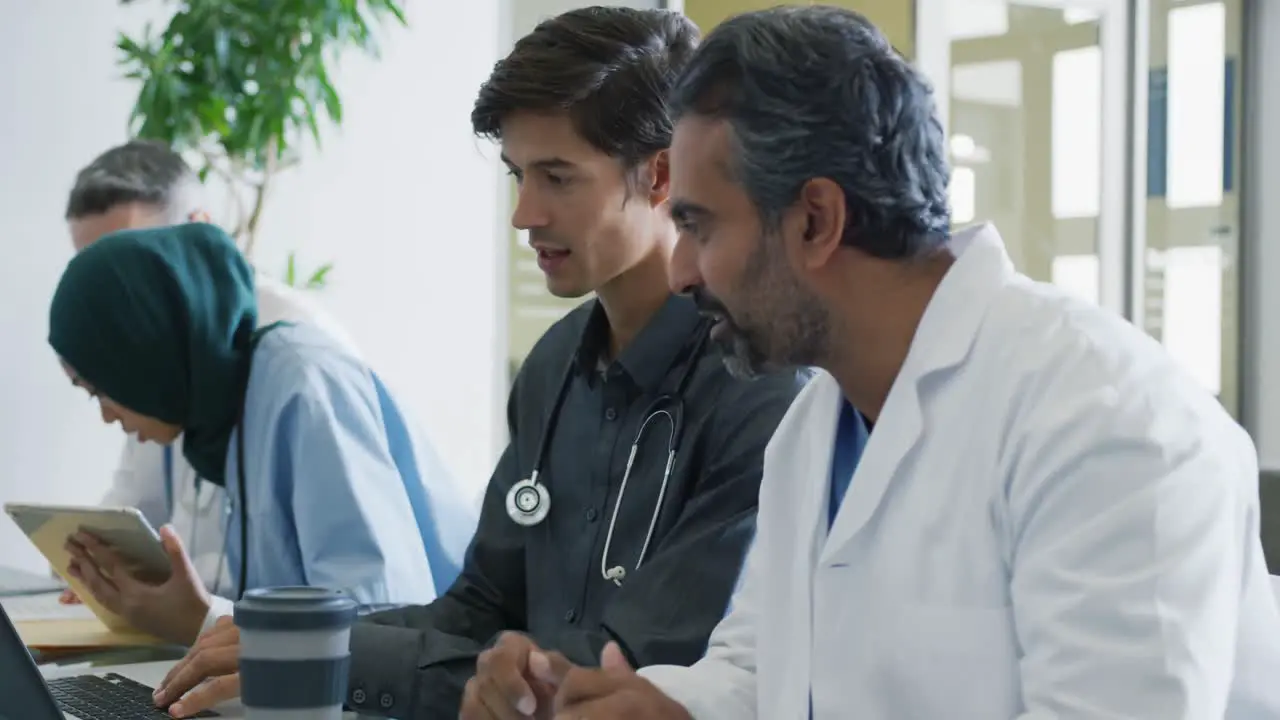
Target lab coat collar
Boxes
[574,294,704,392]
[821,222,1016,560]
[900,222,1015,381]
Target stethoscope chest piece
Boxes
[506,476,551,527]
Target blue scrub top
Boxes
[814,399,869,719]
[828,400,869,527]
[221,323,478,605]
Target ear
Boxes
[793,177,846,270]
[647,150,671,209]
[187,210,212,224]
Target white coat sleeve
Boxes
[639,531,762,720]
[198,595,236,636]
[99,438,169,527]
[1006,377,1253,719]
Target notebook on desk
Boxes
[1,593,164,650]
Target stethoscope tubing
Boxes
[509,318,711,585]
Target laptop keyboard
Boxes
[47,673,218,719]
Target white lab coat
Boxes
[642,224,1280,719]
[99,274,360,594]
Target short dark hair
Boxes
[65,140,199,220]
[670,6,951,259]
[471,6,699,169]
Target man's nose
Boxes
[668,231,702,295]
[511,183,550,230]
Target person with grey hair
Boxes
[519,6,1280,719]
[58,139,362,604]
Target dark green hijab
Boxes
[48,223,258,485]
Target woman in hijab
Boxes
[49,222,478,646]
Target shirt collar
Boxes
[574,294,705,392]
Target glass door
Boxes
[914,0,1136,318]
[1141,0,1242,414]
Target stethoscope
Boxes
[506,325,710,587]
[162,448,229,597]
[164,415,248,600]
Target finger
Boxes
[459,677,488,720]
[553,667,621,710]
[478,676,526,720]
[600,642,633,675]
[529,651,574,688]
[163,622,238,692]
[64,538,94,564]
[159,524,200,581]
[168,673,240,717]
[476,645,537,716]
[67,558,121,612]
[529,677,560,716]
[73,533,125,579]
[72,530,112,555]
[553,695,622,720]
[199,621,239,647]
[157,640,207,704]
[155,646,239,706]
[87,542,150,598]
[58,589,81,604]
[158,651,194,701]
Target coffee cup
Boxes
[235,586,358,720]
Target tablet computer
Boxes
[3,503,171,633]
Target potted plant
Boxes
[116,0,407,288]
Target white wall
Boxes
[1242,0,1280,469]
[0,1,504,572]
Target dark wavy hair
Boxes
[670,6,952,258]
[471,6,699,172]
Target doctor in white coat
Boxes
[524,7,1280,719]
[60,140,361,599]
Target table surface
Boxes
[34,644,186,667]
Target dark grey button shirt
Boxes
[344,295,809,719]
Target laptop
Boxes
[0,601,218,720]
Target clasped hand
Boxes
[64,524,210,646]
[460,631,692,720]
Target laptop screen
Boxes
[0,602,64,720]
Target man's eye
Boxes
[546,173,570,186]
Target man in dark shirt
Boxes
[151,7,806,719]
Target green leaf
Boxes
[306,263,333,290]
[381,1,408,27]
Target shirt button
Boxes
[565,609,577,623]
[605,407,618,421]
[379,693,394,709]
[586,508,598,522]
[351,688,367,704]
